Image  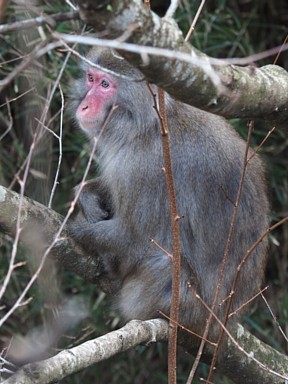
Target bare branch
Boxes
[2,318,288,384]
[3,319,168,384]
[165,0,179,19]
[0,11,79,33]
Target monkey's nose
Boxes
[82,105,88,111]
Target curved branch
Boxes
[0,185,100,285]
[3,319,168,384]
[2,319,288,384]
[73,0,288,123]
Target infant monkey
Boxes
[69,48,269,342]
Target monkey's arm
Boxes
[67,216,131,283]
[68,179,130,293]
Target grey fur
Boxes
[69,48,269,342]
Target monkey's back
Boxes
[116,101,269,334]
[160,102,268,325]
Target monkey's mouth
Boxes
[78,118,98,131]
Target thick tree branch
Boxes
[2,319,288,384]
[3,319,168,384]
[71,0,288,123]
[220,324,288,384]
[0,185,100,285]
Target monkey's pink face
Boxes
[76,69,117,134]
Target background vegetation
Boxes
[0,0,287,382]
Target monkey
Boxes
[68,47,269,344]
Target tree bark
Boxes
[0,185,100,285]
[2,319,288,384]
[69,0,288,123]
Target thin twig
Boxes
[0,11,79,33]
[247,126,276,163]
[158,89,182,384]
[185,0,206,42]
[273,34,288,65]
[48,85,64,208]
[228,286,269,318]
[205,121,254,383]
[261,292,288,343]
[150,239,173,259]
[144,2,181,380]
[0,97,13,142]
[146,81,181,384]
[159,311,216,347]
[0,39,51,93]
[0,142,35,302]
[195,293,288,382]
[45,40,77,207]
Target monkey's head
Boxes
[71,48,154,142]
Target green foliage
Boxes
[177,0,288,65]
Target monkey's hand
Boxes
[67,186,122,294]
[70,179,112,224]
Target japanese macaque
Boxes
[68,48,269,342]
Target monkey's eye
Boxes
[87,74,94,83]
[101,79,110,88]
